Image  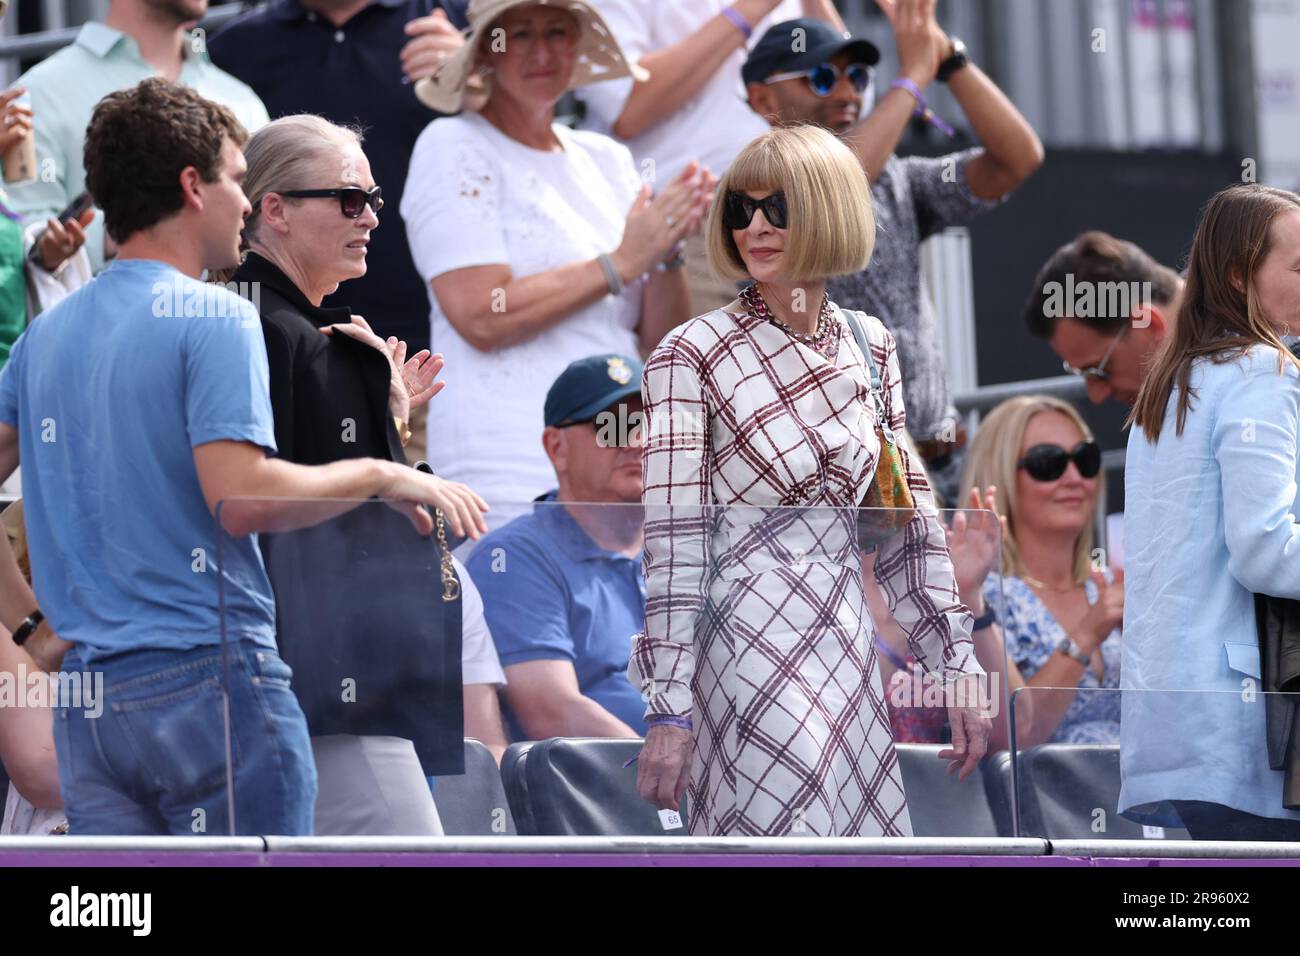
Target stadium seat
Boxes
[1012,744,1189,840]
[894,743,1013,837]
[431,739,516,836]
[500,741,536,836]
[515,737,687,837]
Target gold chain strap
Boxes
[434,508,461,603]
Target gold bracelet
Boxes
[394,416,412,447]
[434,508,460,603]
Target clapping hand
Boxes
[944,486,1005,601]
[322,314,444,424]
[873,0,949,87]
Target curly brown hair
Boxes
[83,77,248,243]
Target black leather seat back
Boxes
[894,743,1011,837]
[1017,744,1189,839]
[433,739,516,836]
[500,741,536,836]
[523,738,687,836]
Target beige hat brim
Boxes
[415,0,648,115]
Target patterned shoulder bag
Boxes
[840,308,917,545]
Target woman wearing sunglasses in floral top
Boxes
[631,125,989,837]
[960,395,1123,747]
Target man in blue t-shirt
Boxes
[0,78,486,835]
[467,354,648,740]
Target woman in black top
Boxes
[232,114,480,835]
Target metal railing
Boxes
[952,373,1086,415]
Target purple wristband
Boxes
[721,5,752,40]
[623,714,695,767]
[889,77,956,138]
[647,714,694,732]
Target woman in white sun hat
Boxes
[402,0,717,519]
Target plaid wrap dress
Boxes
[631,296,983,837]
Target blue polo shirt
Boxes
[0,259,279,661]
[466,493,648,737]
[207,0,469,354]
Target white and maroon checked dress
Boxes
[631,290,983,837]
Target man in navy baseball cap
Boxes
[544,353,643,430]
[464,351,651,744]
[742,18,879,134]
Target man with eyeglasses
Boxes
[742,1,1043,502]
[465,354,650,742]
[1023,230,1183,406]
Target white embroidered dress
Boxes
[632,294,983,837]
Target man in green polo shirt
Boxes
[8,0,268,277]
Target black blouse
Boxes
[233,251,405,467]
[232,251,464,776]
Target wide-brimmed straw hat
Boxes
[414,0,648,114]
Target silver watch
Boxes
[1056,636,1091,665]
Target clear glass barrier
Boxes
[1009,685,1300,842]
[212,497,1008,838]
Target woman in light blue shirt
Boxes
[1123,184,1300,841]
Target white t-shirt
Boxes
[579,0,804,183]
[455,555,506,687]
[402,112,644,511]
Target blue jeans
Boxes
[54,641,316,835]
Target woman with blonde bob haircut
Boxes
[960,395,1123,747]
[631,125,990,837]
[706,123,875,282]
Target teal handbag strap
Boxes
[839,307,896,444]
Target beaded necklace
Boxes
[741,284,838,355]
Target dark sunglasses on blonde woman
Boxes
[252,186,384,219]
[1017,440,1102,482]
[723,191,788,230]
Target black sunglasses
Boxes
[723,191,788,230]
[764,62,872,97]
[1017,440,1102,482]
[252,186,384,219]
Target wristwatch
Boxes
[937,36,969,83]
[1055,636,1091,666]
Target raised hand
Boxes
[1077,566,1124,651]
[612,161,710,281]
[400,348,446,409]
[945,485,1006,601]
[34,208,95,273]
[0,88,32,157]
[400,8,464,84]
[321,314,411,423]
[874,0,946,86]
